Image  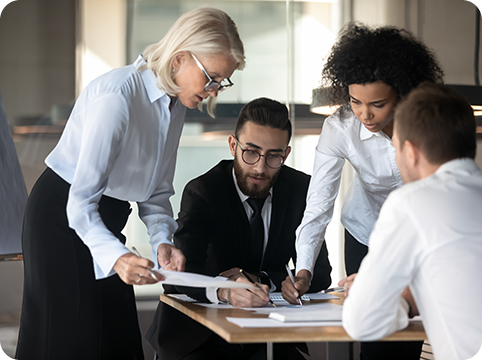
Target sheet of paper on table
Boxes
[226,317,343,328]
[167,294,198,302]
[268,303,343,322]
[194,300,343,316]
[153,270,255,289]
[227,315,423,328]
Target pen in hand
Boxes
[131,246,159,281]
[285,264,303,306]
[239,269,276,308]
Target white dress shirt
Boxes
[343,158,482,360]
[295,109,403,275]
[46,55,186,279]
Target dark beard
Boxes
[233,156,281,198]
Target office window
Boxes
[123,0,348,297]
[1,0,349,299]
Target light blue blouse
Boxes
[46,56,186,279]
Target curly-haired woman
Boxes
[282,22,443,360]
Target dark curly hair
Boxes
[320,22,444,109]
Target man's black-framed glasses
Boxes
[191,53,234,93]
[236,139,287,169]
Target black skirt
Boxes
[16,168,144,360]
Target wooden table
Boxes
[160,293,426,359]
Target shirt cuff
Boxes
[206,276,229,304]
[400,297,410,316]
[295,247,317,276]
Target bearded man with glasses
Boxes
[147,97,332,360]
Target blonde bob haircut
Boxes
[143,7,245,117]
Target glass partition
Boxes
[125,0,347,297]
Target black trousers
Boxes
[16,168,144,360]
[344,229,423,360]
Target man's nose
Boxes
[253,156,268,173]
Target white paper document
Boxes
[268,303,343,322]
[226,317,343,328]
[167,294,198,302]
[308,293,340,300]
[153,270,255,289]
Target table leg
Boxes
[267,342,273,360]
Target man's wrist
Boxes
[217,288,229,303]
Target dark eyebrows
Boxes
[349,95,387,105]
[244,142,285,153]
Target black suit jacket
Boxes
[146,160,332,359]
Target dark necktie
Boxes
[246,197,267,272]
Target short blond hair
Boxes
[143,7,245,117]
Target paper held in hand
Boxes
[153,270,256,289]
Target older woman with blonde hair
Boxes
[16,7,245,360]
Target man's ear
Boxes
[284,146,292,161]
[228,135,237,156]
[404,140,420,167]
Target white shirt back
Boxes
[343,158,482,360]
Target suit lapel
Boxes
[223,162,251,266]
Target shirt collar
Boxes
[135,55,168,104]
[231,166,273,203]
[359,122,387,141]
[434,158,480,176]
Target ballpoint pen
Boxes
[284,264,303,306]
[239,269,276,308]
[131,246,159,281]
[321,286,345,293]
